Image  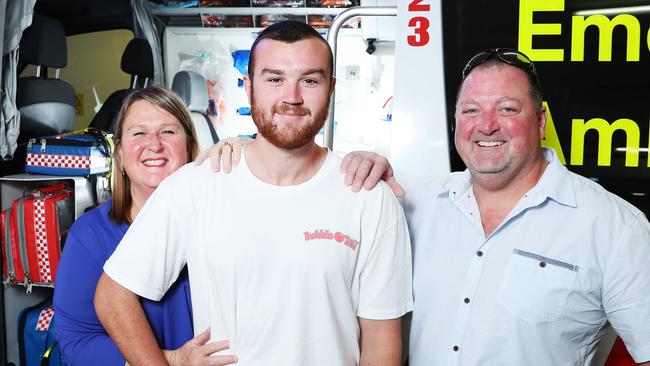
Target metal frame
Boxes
[324,6,397,149]
[152,7,346,16]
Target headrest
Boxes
[121,38,154,78]
[19,16,67,68]
[171,71,209,113]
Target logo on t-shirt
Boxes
[303,229,359,250]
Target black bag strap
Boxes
[40,340,58,366]
[203,114,219,144]
[83,128,113,208]
[89,174,99,209]
[83,127,113,158]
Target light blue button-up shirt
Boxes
[405,148,650,366]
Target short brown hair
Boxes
[248,20,333,81]
[110,86,199,224]
[457,58,544,115]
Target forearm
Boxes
[359,318,402,366]
[95,273,168,366]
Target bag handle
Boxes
[84,127,115,185]
[84,127,114,158]
[32,183,68,196]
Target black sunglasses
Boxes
[462,48,542,91]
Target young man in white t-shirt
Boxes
[95,21,413,366]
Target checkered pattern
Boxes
[33,200,52,283]
[35,306,54,332]
[27,153,91,169]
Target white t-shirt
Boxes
[104,151,413,365]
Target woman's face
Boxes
[118,99,189,199]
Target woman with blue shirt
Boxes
[53,86,237,365]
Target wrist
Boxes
[162,349,176,366]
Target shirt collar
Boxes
[438,148,576,208]
[525,148,575,207]
[440,170,471,200]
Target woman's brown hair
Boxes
[109,86,199,224]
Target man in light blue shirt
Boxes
[403,49,650,365]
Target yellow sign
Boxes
[518,0,648,62]
[519,0,649,168]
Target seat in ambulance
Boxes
[171,70,219,151]
[89,38,153,133]
[17,15,75,141]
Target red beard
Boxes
[251,90,329,150]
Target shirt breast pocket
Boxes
[497,249,578,322]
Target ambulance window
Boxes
[60,29,134,130]
[442,0,650,215]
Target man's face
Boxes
[454,64,546,182]
[245,38,335,150]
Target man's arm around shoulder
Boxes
[359,317,402,366]
[95,273,168,366]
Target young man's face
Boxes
[454,64,546,183]
[245,38,335,150]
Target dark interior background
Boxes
[441,0,650,215]
[34,0,133,35]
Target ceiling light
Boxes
[574,5,650,16]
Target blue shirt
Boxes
[53,199,194,366]
[406,148,650,365]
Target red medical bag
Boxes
[1,183,73,292]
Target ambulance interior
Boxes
[1,0,649,365]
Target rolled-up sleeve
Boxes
[103,177,189,302]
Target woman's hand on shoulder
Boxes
[194,137,252,173]
[164,328,237,366]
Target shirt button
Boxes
[477,251,483,257]
[453,345,459,352]
[464,298,470,304]
[539,261,546,268]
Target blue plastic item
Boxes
[232,50,251,75]
[237,107,251,116]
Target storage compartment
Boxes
[1,175,94,366]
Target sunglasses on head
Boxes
[462,48,542,91]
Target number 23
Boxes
[407,0,430,47]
